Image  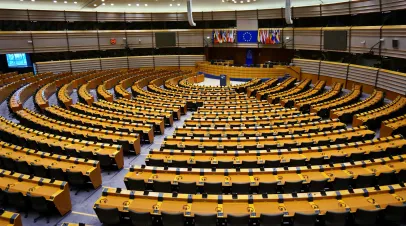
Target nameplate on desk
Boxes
[217,145,224,149]
[212,160,218,164]
[178,144,185,148]
[187,133,193,137]
[198,144,204,149]
[256,144,264,148]
[237,145,244,149]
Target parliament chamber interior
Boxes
[0,0,406,226]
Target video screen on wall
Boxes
[155,32,177,48]
[6,53,32,68]
[324,30,348,51]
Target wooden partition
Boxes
[293,58,406,99]
[35,55,205,74]
[196,62,301,79]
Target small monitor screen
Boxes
[6,53,30,68]
[324,31,348,51]
[155,32,177,48]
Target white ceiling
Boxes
[0,0,351,13]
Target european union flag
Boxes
[237,30,258,43]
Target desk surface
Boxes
[148,135,406,163]
[94,184,406,217]
[128,154,405,187]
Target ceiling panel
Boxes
[0,0,350,13]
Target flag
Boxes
[259,29,281,44]
[237,30,259,43]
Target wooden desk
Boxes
[267,79,311,104]
[184,114,321,128]
[70,103,165,135]
[330,90,384,123]
[191,108,301,120]
[380,114,406,137]
[94,185,406,218]
[0,117,124,169]
[46,106,151,145]
[0,169,71,216]
[93,100,174,126]
[127,154,405,189]
[246,78,278,97]
[294,83,343,112]
[162,127,374,150]
[146,135,406,165]
[311,85,362,116]
[353,96,406,127]
[17,109,142,154]
[116,98,182,120]
[256,78,297,100]
[174,119,346,137]
[0,211,22,226]
[0,141,102,189]
[280,81,326,108]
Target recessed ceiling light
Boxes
[64,1,67,3]
[136,3,139,6]
[74,1,77,4]
[102,3,105,5]
[101,0,104,1]
[128,3,131,6]
[144,3,148,6]
[169,3,172,6]
[53,0,57,2]
[31,0,35,2]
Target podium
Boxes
[220,74,230,86]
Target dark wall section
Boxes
[207,47,294,65]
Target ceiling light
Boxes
[64,1,67,3]
[53,0,57,2]
[31,0,35,2]
[111,3,114,6]
[102,3,105,5]
[128,3,131,6]
[74,1,77,4]
[101,0,104,1]
[94,4,97,6]
[170,3,172,6]
[145,3,148,6]
[136,3,139,6]
[177,3,180,6]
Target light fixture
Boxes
[64,1,67,3]
[177,3,180,6]
[94,4,97,6]
[53,0,57,2]
[74,1,77,4]
[225,0,256,3]
[170,3,172,6]
[136,3,139,6]
[128,3,131,6]
[31,0,35,2]
[111,3,114,6]
[145,3,148,6]
[102,3,105,5]
[101,0,104,1]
